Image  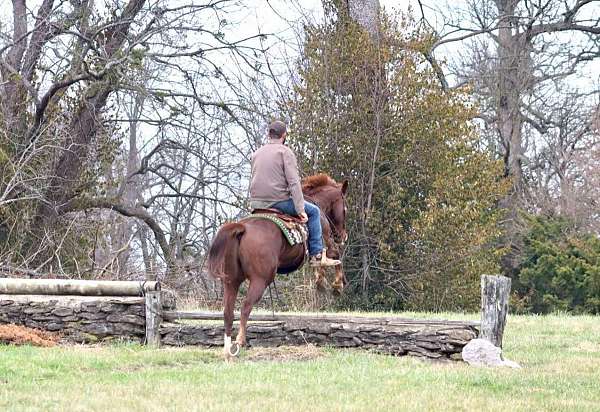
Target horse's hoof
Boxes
[316,277,329,291]
[331,286,343,296]
[228,342,241,357]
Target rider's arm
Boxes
[282,148,306,216]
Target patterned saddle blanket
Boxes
[246,208,308,247]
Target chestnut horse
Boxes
[207,174,348,356]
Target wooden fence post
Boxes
[480,275,511,348]
[144,273,161,347]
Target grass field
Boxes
[1,313,599,412]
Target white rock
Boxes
[461,338,521,368]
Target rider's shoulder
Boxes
[255,142,295,157]
[279,145,296,156]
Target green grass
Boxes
[1,313,599,411]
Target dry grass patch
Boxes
[241,344,327,362]
[573,341,600,353]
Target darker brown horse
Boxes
[207,174,348,356]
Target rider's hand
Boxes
[299,212,308,223]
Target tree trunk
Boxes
[113,92,147,276]
[348,0,380,38]
[0,0,29,143]
[346,0,383,296]
[495,0,533,274]
[35,0,146,227]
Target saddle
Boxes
[251,208,305,224]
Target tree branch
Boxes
[60,197,174,269]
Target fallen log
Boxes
[160,312,479,360]
[0,278,159,296]
[0,276,495,360]
[163,311,480,327]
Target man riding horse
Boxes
[207,120,348,357]
[249,120,341,267]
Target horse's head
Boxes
[303,174,349,245]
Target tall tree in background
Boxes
[422,0,600,275]
[346,0,384,297]
[290,2,508,310]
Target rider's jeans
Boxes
[270,199,323,256]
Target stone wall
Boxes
[0,295,146,343]
[0,293,479,359]
[161,317,479,360]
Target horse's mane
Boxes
[302,174,337,192]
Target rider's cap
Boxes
[268,120,287,138]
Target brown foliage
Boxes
[0,324,58,347]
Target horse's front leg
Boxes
[314,266,328,290]
[332,264,344,295]
[236,278,268,348]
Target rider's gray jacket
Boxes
[249,139,305,215]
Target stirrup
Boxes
[310,249,341,267]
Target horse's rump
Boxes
[207,222,245,281]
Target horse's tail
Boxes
[207,222,245,282]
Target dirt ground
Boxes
[0,324,58,347]
[155,342,327,362]
[241,344,326,362]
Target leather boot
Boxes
[309,249,341,267]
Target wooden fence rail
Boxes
[0,278,159,296]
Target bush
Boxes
[514,215,600,314]
[289,5,508,312]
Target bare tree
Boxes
[0,0,270,279]
[415,0,600,271]
[530,95,600,227]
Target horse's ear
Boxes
[341,180,349,195]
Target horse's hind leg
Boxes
[223,280,241,357]
[236,278,268,348]
[314,266,328,290]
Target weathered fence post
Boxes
[480,275,511,348]
[144,273,162,347]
